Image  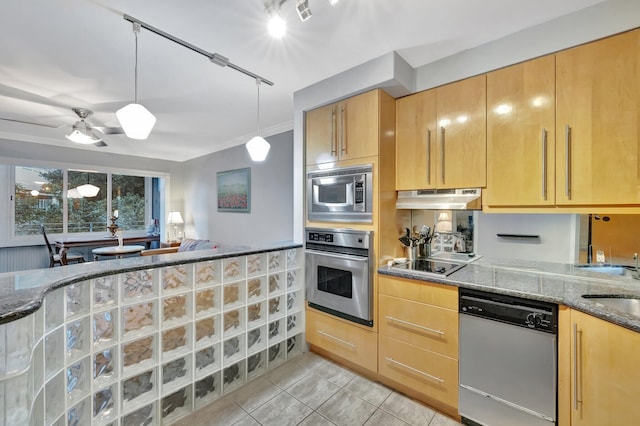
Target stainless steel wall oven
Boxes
[305,227,373,326]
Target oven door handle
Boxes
[305,249,368,263]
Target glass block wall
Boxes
[0,247,305,426]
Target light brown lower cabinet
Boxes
[379,334,458,409]
[305,307,378,373]
[560,307,640,425]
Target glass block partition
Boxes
[0,247,305,426]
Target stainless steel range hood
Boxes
[396,188,481,210]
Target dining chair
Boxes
[41,225,85,267]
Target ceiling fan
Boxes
[0,107,124,147]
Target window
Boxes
[112,174,146,231]
[15,166,63,235]
[14,166,159,237]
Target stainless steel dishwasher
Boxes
[459,289,558,426]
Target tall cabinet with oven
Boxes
[304,88,398,374]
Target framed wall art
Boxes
[217,167,251,213]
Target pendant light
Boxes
[116,22,156,140]
[245,78,271,162]
[76,172,100,198]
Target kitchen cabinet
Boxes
[305,307,378,373]
[556,29,640,206]
[305,89,385,166]
[396,88,437,190]
[485,55,556,207]
[378,275,459,411]
[395,75,486,190]
[563,308,640,425]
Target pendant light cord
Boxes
[133,22,141,104]
[256,78,261,136]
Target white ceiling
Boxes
[0,0,605,162]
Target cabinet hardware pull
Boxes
[565,124,572,200]
[340,106,347,155]
[385,315,444,335]
[440,126,446,184]
[331,108,337,156]
[317,330,356,348]
[541,128,547,200]
[573,323,583,411]
[426,129,431,184]
[385,357,445,383]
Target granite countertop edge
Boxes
[378,257,640,333]
[0,242,302,325]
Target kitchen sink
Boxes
[575,264,636,277]
[582,294,640,317]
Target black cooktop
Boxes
[395,259,466,276]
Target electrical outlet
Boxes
[596,250,605,263]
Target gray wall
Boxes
[178,131,293,246]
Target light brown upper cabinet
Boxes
[485,55,556,207]
[396,89,437,190]
[556,29,640,206]
[396,75,486,190]
[305,89,381,166]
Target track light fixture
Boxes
[296,0,312,22]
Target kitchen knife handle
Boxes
[565,124,572,200]
[440,126,446,184]
[541,128,547,200]
[426,129,431,184]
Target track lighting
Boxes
[296,0,312,22]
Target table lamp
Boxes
[167,211,184,241]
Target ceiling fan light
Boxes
[246,136,271,162]
[116,103,156,140]
[76,183,100,198]
[65,126,103,144]
[328,0,340,5]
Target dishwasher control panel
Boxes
[459,289,557,334]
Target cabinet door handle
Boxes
[340,106,347,155]
[541,128,548,200]
[426,129,431,184]
[385,315,444,336]
[330,108,337,156]
[573,323,583,411]
[385,357,445,384]
[440,126,446,184]
[565,124,572,200]
[317,330,356,348]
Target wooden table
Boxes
[92,245,146,260]
[55,234,160,265]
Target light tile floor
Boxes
[174,351,462,426]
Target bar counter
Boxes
[0,242,304,425]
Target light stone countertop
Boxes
[379,257,640,333]
[0,242,302,325]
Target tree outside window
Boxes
[15,167,63,235]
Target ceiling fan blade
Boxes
[93,140,108,148]
[0,116,66,129]
[94,126,124,135]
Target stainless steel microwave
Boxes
[307,164,373,223]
